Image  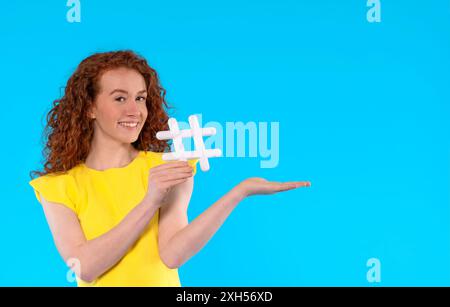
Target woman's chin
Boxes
[116,135,139,144]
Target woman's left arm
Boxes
[158,177,310,269]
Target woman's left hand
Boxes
[236,177,311,198]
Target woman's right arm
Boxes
[40,161,194,283]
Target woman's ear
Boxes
[87,108,96,119]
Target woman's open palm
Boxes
[238,177,311,197]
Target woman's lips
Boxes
[118,122,139,130]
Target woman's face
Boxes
[89,67,148,145]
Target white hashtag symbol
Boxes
[155,115,222,171]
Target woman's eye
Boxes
[136,96,146,102]
[115,97,126,102]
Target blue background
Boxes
[1,0,449,286]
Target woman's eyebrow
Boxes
[109,89,128,95]
[109,89,147,95]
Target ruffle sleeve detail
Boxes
[29,173,79,214]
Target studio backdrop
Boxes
[1,0,449,286]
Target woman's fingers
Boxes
[150,161,191,174]
[150,165,193,178]
[272,181,311,192]
[157,166,193,176]
[240,177,311,196]
[293,181,311,188]
[273,182,296,192]
[160,171,193,182]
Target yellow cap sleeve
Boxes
[29,174,78,214]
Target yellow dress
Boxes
[29,151,198,287]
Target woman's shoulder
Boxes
[29,168,78,185]
[139,150,164,165]
[29,164,84,197]
[29,168,81,213]
[29,167,81,199]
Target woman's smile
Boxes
[118,121,140,130]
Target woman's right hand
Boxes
[142,161,194,208]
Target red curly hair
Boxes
[30,50,171,178]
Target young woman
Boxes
[29,50,311,287]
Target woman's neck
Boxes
[84,145,140,171]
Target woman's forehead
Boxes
[98,68,146,93]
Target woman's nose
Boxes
[126,100,141,116]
